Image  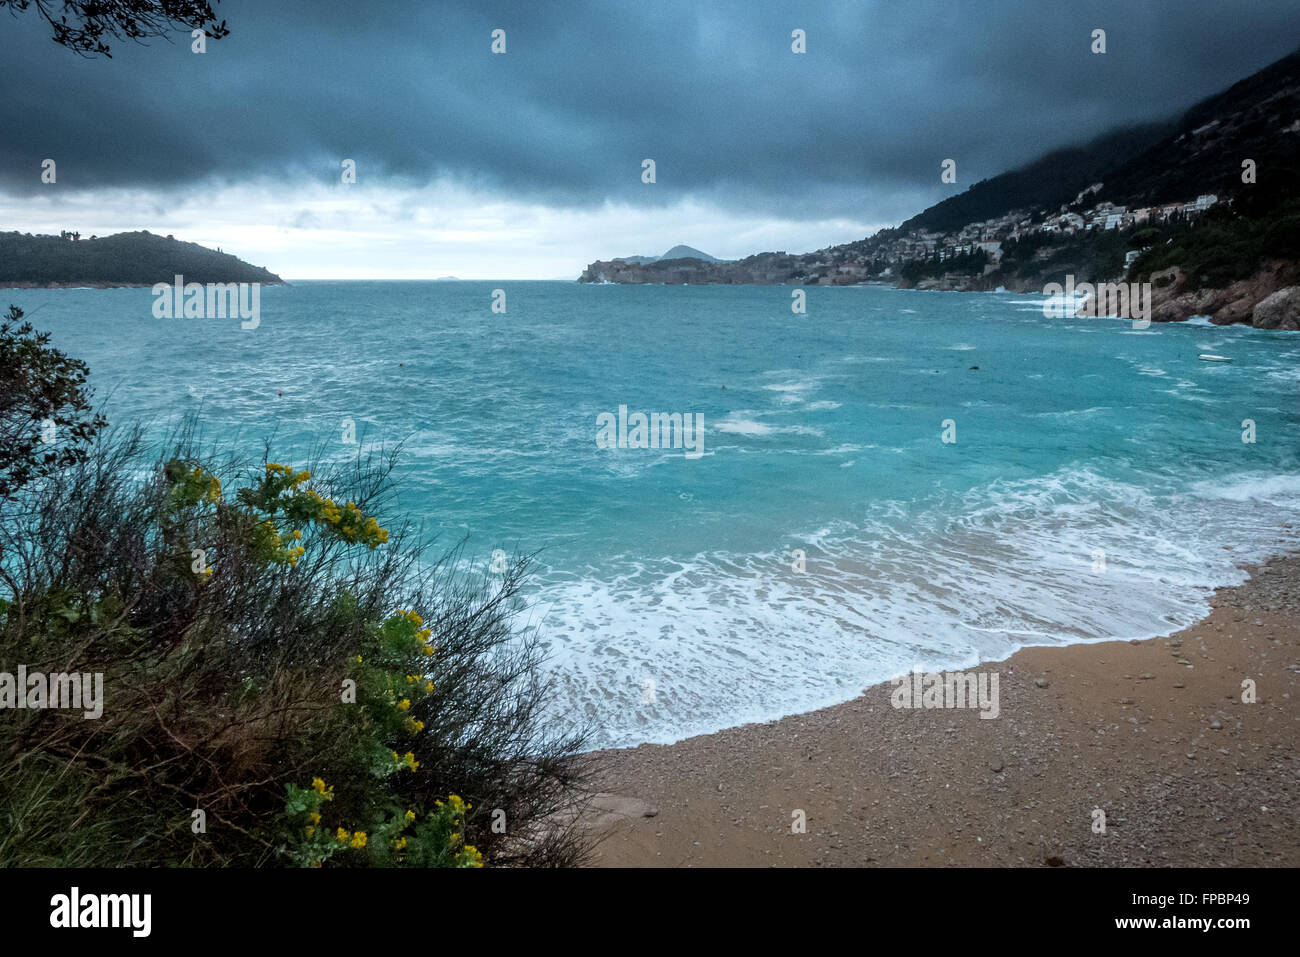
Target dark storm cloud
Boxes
[1,0,1298,220]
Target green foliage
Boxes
[1083,228,1129,281]
[900,248,988,283]
[0,231,280,286]
[1132,197,1300,289]
[0,305,107,500]
[281,783,482,868]
[0,422,592,867]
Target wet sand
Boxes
[584,553,1299,866]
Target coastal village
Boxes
[580,186,1225,289]
[858,187,1221,281]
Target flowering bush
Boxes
[0,421,591,867]
[284,780,481,868]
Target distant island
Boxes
[0,230,284,288]
[581,47,1300,330]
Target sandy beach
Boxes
[584,552,1299,867]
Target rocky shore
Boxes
[583,552,1299,867]
[1147,263,1300,329]
[578,255,1300,330]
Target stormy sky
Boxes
[1,0,1297,278]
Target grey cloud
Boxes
[1,0,1297,221]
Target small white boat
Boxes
[1198,354,1232,362]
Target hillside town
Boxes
[862,187,1222,279]
[580,187,1226,288]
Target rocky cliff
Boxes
[1148,263,1300,326]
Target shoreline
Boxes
[2,280,289,290]
[3,281,167,290]
[582,552,1299,866]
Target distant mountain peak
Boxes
[659,244,717,262]
[617,244,719,264]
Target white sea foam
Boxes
[713,414,823,438]
[537,466,1300,750]
[713,418,776,436]
[1034,406,1110,419]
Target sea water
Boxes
[12,280,1300,748]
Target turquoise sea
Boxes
[12,281,1300,748]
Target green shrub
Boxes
[0,304,107,500]
[0,423,592,867]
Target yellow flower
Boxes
[403,752,419,771]
[424,681,434,693]
[350,831,367,849]
[336,827,349,844]
[404,810,416,824]
[393,837,407,850]
[309,812,321,825]
[398,698,410,711]
[311,777,327,795]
